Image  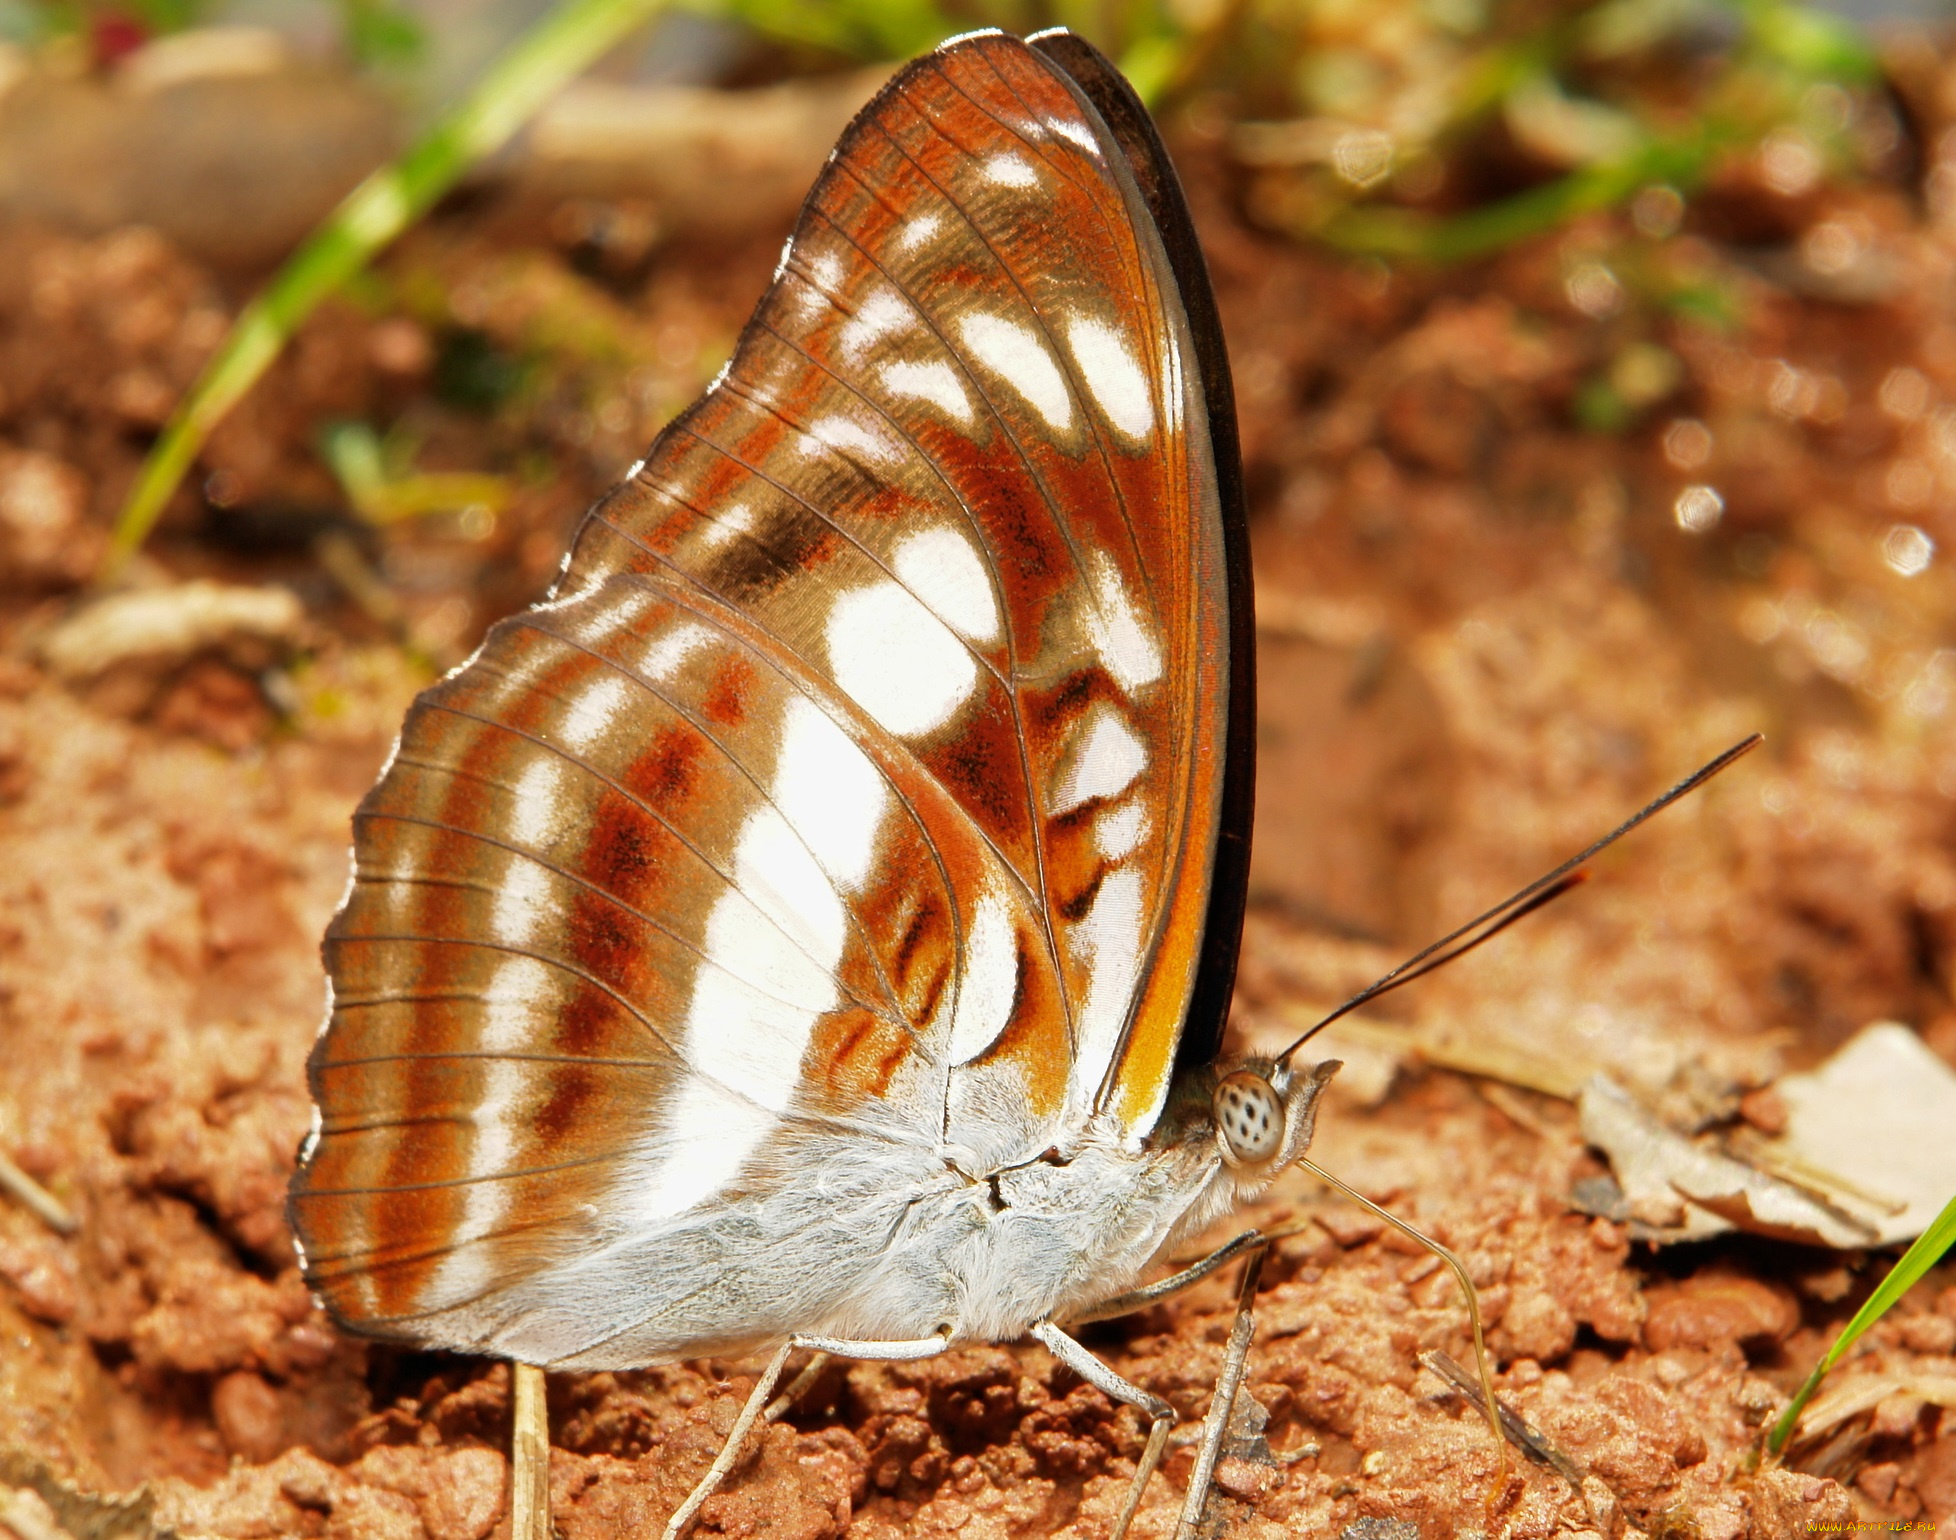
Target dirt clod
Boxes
[0,446,96,588]
[418,1449,507,1540]
[1643,1272,1802,1355]
[0,1235,77,1325]
[1748,1468,1856,1538]
[213,1371,289,1465]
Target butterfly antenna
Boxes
[1278,734,1762,1064]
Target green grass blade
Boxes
[1767,1189,1956,1458]
[104,0,672,577]
[1317,126,1724,263]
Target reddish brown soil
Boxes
[4,72,1956,1540]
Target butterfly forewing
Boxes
[293,31,1237,1357]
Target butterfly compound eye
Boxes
[1213,1071,1283,1167]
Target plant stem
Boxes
[104,0,672,577]
[1317,125,1727,264]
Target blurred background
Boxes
[4,0,1956,1532]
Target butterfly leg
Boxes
[662,1332,949,1540]
[1172,1247,1264,1540]
[661,1340,796,1540]
[1031,1322,1176,1540]
[1053,1235,1278,1540]
[1065,1228,1268,1326]
[763,1350,831,1421]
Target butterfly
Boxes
[291,26,1346,1536]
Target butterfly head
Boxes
[1184,1056,1341,1184]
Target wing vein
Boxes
[346,853,878,1026]
[318,1048,665,1068]
[692,354,1013,699]
[571,544,991,1060]
[514,610,909,1021]
[409,694,890,1020]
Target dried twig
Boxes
[0,1154,76,1236]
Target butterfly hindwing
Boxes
[292,29,1244,1352]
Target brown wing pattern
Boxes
[292,30,1231,1343]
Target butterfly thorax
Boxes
[935,1054,1342,1342]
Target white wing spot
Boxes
[893,526,999,645]
[621,725,865,1227]
[490,855,555,948]
[1070,866,1146,1116]
[557,671,630,752]
[508,755,571,849]
[839,287,913,364]
[956,313,1074,434]
[1053,703,1147,814]
[826,580,979,738]
[660,811,842,1194]
[1086,553,1163,693]
[774,695,888,889]
[558,583,646,647]
[375,877,419,927]
[1095,801,1150,862]
[479,955,557,1054]
[462,1058,523,1199]
[488,637,557,700]
[983,152,1040,188]
[730,804,847,979]
[642,620,713,683]
[681,883,833,1123]
[791,245,846,319]
[1048,116,1098,154]
[948,889,1018,1064]
[895,211,942,253]
[806,248,844,289]
[696,500,757,552]
[1065,315,1155,442]
[880,359,974,426]
[800,414,902,466]
[626,1076,775,1226]
[419,1053,524,1308]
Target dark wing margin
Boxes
[1028,29,1253,1078]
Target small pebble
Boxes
[1213,1456,1280,1502]
[1340,1520,1418,1540]
[1581,1474,1623,1539]
[212,1370,286,1463]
